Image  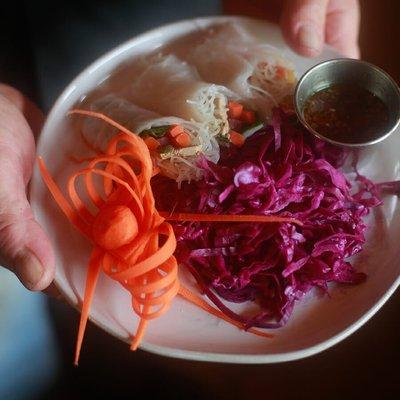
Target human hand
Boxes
[0,84,54,291]
[280,0,360,58]
[222,0,360,58]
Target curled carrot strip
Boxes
[39,111,179,364]
[38,158,90,237]
[160,212,303,226]
[74,247,103,365]
[178,286,273,339]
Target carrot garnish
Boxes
[240,110,256,125]
[38,158,90,236]
[227,101,244,119]
[166,125,191,148]
[229,130,246,147]
[172,132,191,148]
[167,124,184,138]
[275,65,286,80]
[74,247,103,365]
[178,286,273,338]
[39,110,179,364]
[160,212,303,226]
[143,136,161,151]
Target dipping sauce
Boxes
[303,84,390,144]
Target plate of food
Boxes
[30,16,400,364]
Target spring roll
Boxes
[128,54,234,138]
[80,94,219,183]
[182,22,297,118]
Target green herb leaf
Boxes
[139,125,171,138]
[216,134,231,144]
[158,144,175,159]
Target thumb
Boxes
[0,85,54,291]
[280,0,329,57]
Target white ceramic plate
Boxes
[30,16,400,364]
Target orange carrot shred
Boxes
[171,132,191,148]
[229,130,246,147]
[227,101,244,119]
[92,205,139,250]
[160,212,303,226]
[37,157,91,237]
[167,124,184,138]
[178,286,273,339]
[74,247,103,366]
[40,110,179,364]
[144,136,161,151]
[275,66,286,80]
[240,110,256,125]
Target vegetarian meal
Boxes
[38,22,399,363]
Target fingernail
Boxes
[297,24,322,54]
[15,250,44,290]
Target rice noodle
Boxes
[182,22,297,119]
[80,94,220,183]
[128,54,233,138]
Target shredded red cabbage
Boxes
[152,108,399,329]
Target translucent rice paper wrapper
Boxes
[128,54,237,138]
[80,94,220,184]
[183,22,297,119]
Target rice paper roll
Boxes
[80,94,219,184]
[80,94,159,151]
[182,22,297,118]
[128,54,233,138]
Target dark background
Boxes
[0,1,398,399]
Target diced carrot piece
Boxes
[167,124,184,138]
[229,130,245,147]
[171,132,191,148]
[143,136,161,151]
[240,110,256,125]
[227,101,244,119]
[275,66,286,79]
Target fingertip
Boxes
[280,0,328,58]
[9,219,55,292]
[27,222,55,291]
[281,21,324,58]
[32,261,55,292]
[324,0,360,58]
[294,25,324,57]
[14,247,54,291]
[13,250,45,291]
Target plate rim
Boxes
[32,15,400,364]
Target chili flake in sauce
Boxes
[303,84,390,144]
